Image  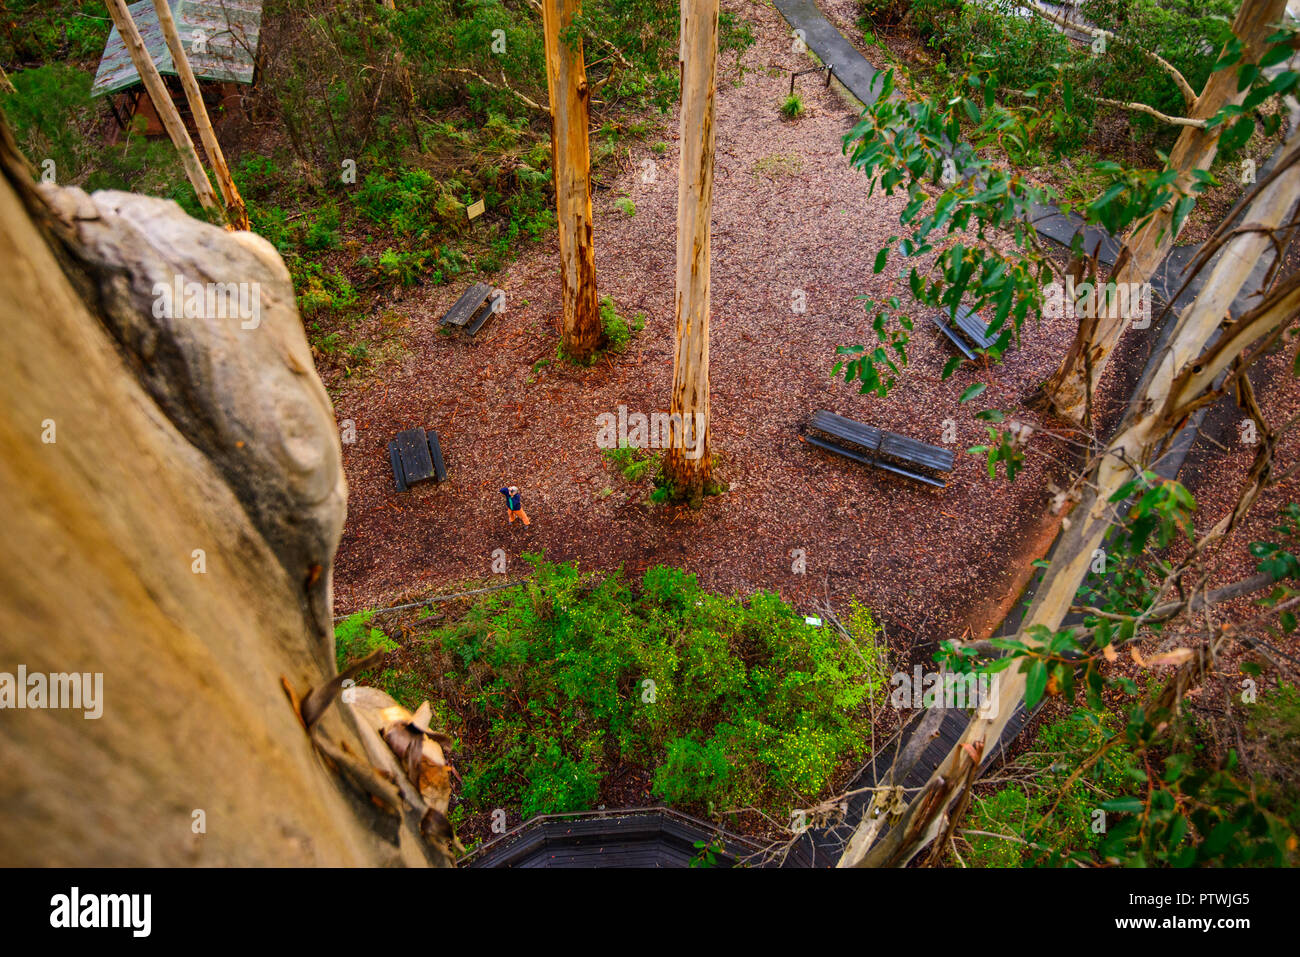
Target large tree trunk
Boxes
[0,119,451,866]
[840,123,1300,868]
[104,0,224,222]
[151,0,248,230]
[1042,0,1287,426]
[662,0,719,506]
[542,0,602,362]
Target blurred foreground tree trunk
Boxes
[0,116,450,866]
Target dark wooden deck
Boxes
[465,808,767,869]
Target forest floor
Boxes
[319,0,1300,848]
[330,0,1102,654]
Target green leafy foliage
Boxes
[944,480,1300,867]
[833,10,1299,401]
[334,611,399,671]
[0,1,113,66]
[422,557,887,821]
[1249,504,1300,633]
[599,295,642,353]
[966,687,1299,867]
[602,441,657,483]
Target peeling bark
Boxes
[663,0,720,505]
[1043,0,1288,426]
[840,123,1300,868]
[542,0,602,362]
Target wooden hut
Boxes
[91,0,263,136]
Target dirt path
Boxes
[328,2,1084,648]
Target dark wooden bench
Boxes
[804,410,954,488]
[388,427,448,492]
[929,304,1000,361]
[440,283,501,337]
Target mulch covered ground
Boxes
[325,1,1294,668]
[327,1,1080,648]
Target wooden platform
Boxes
[464,808,766,869]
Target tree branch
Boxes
[1088,96,1207,129]
[1024,1,1197,105]
[445,67,547,113]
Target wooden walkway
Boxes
[464,807,767,868]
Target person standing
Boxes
[499,485,530,526]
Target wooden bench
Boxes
[804,410,954,488]
[388,427,448,492]
[929,304,1000,361]
[440,283,501,337]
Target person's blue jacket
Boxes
[500,487,521,511]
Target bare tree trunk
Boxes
[0,116,456,866]
[542,0,602,362]
[662,0,719,506]
[152,0,248,230]
[1043,0,1288,426]
[104,0,224,222]
[840,124,1300,868]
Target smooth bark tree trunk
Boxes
[0,116,456,865]
[840,124,1300,868]
[152,0,248,230]
[104,0,224,222]
[663,0,720,506]
[1043,0,1288,426]
[542,0,602,362]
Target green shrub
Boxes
[780,93,804,120]
[522,742,602,817]
[654,736,733,804]
[416,557,885,826]
[334,610,399,670]
[302,202,341,250]
[600,295,635,352]
[602,442,656,482]
[0,1,112,66]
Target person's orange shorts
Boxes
[508,508,531,526]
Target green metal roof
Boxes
[91,0,263,97]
